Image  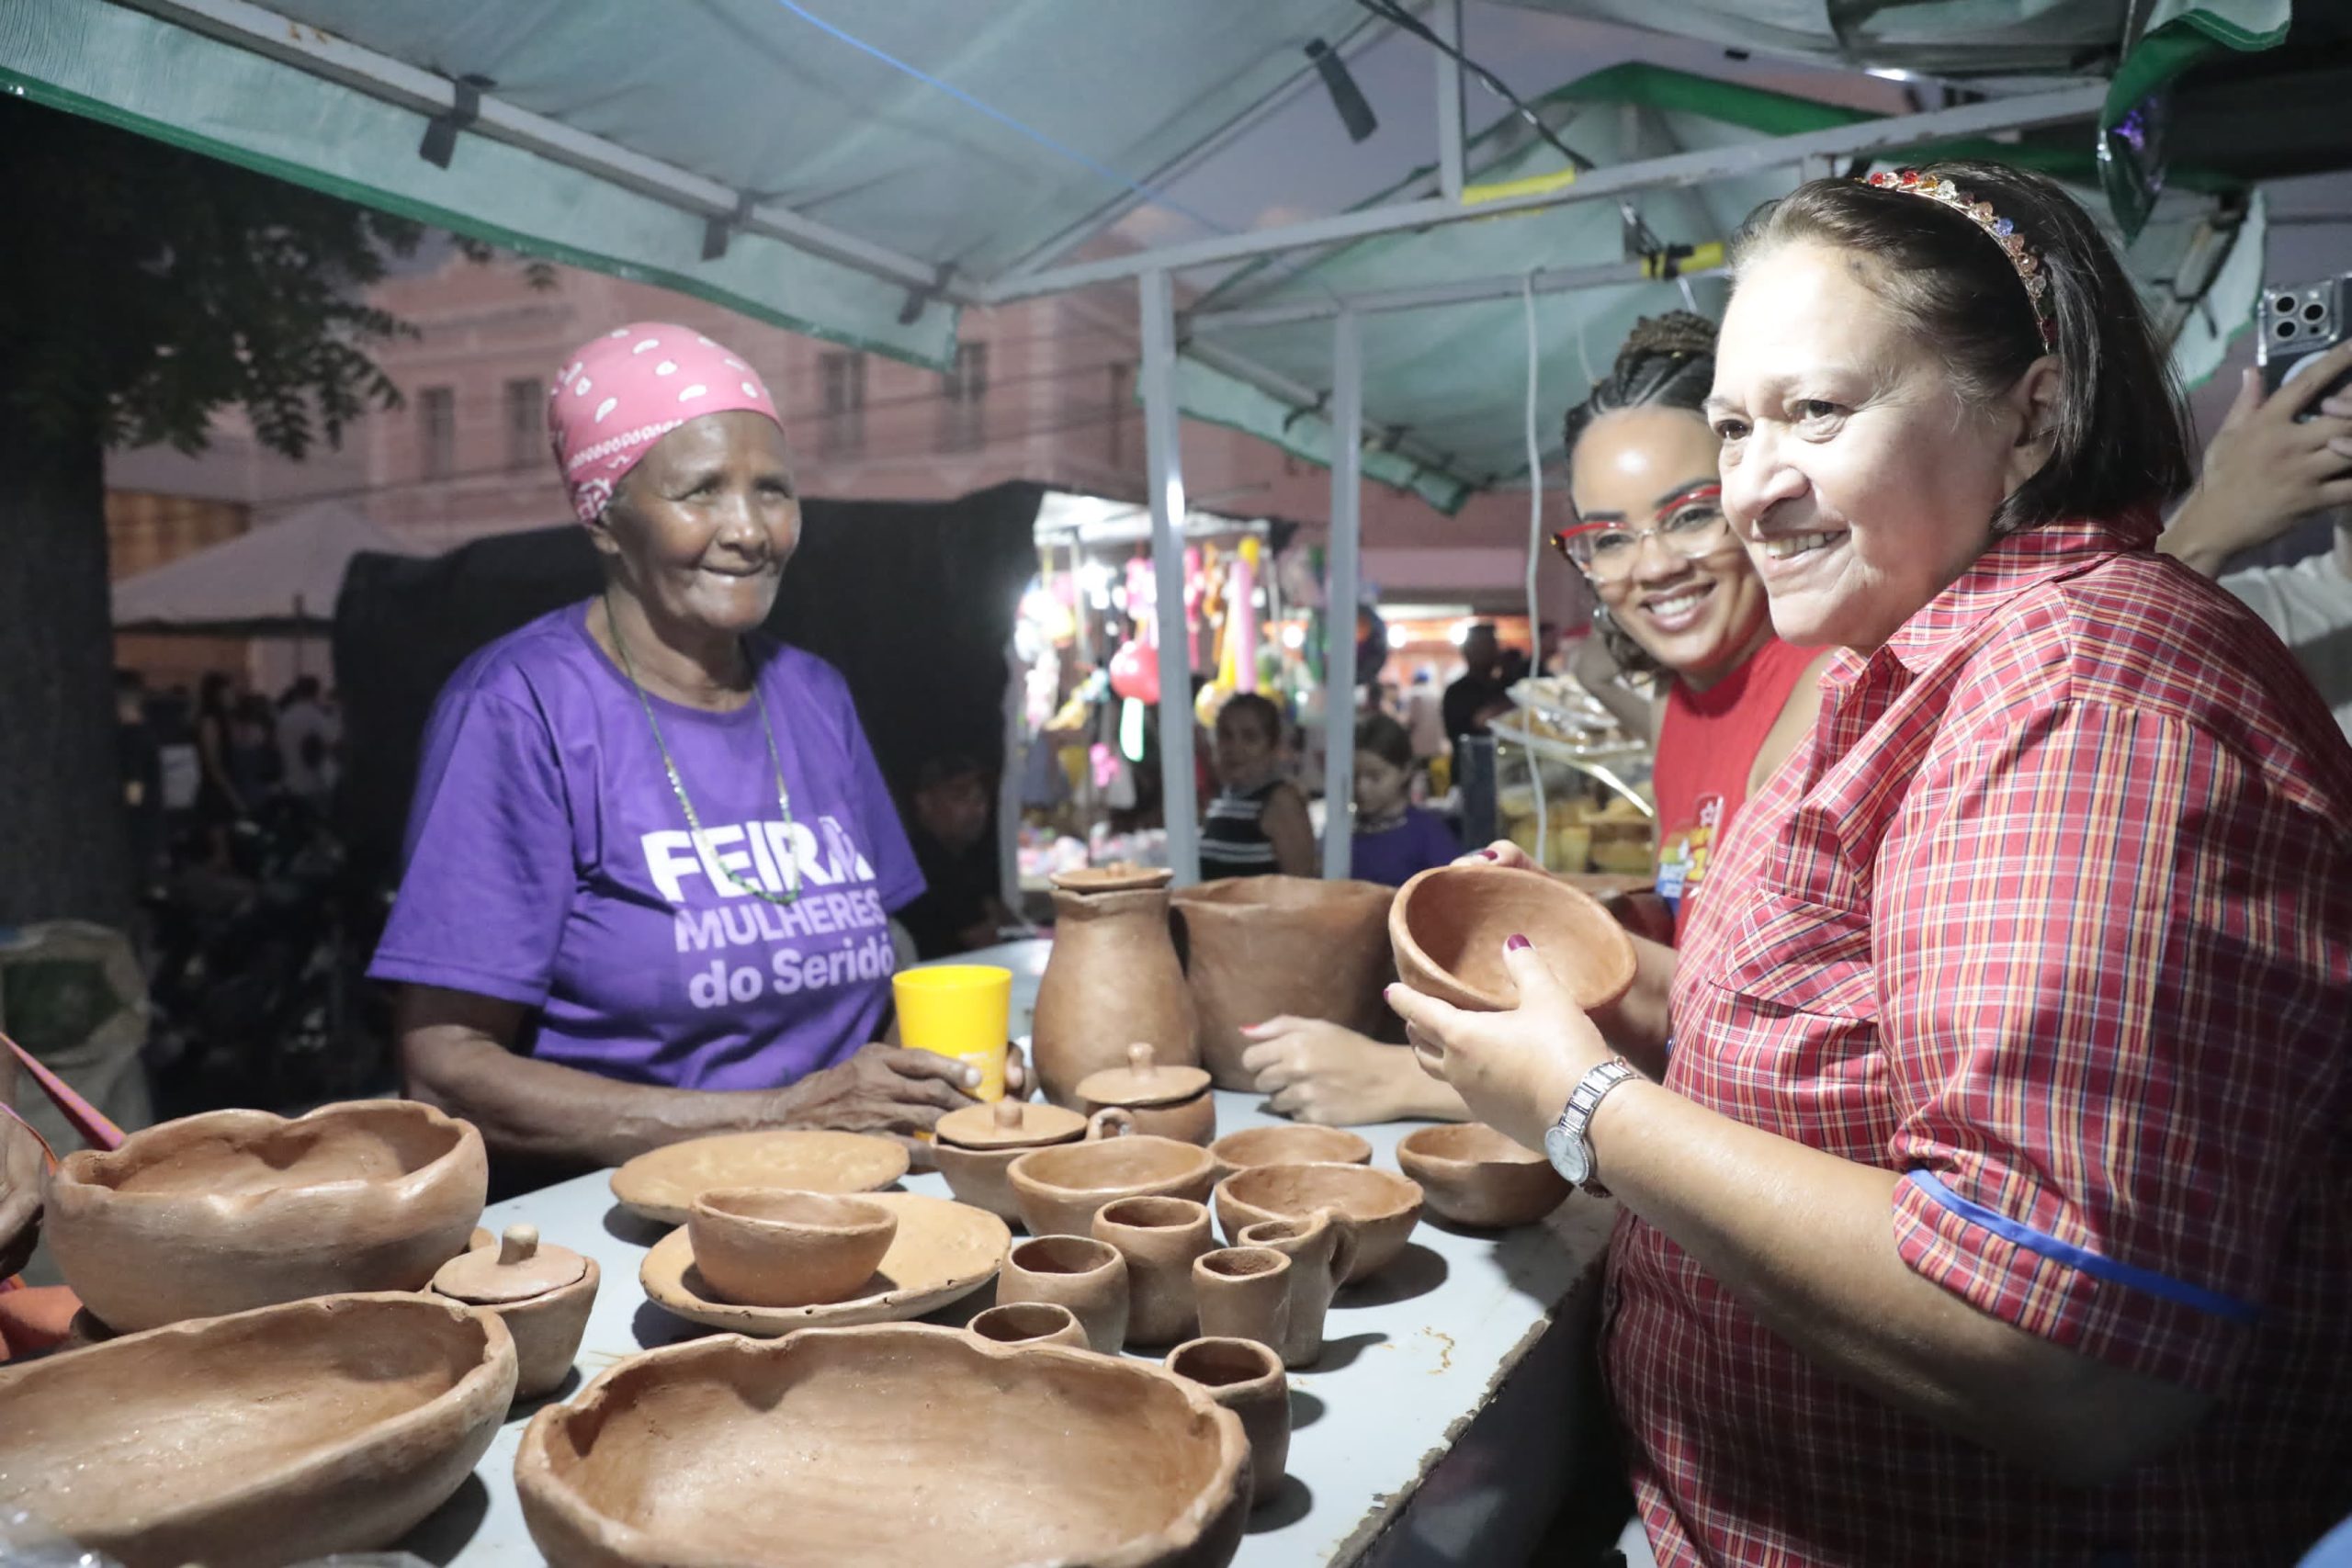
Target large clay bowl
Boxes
[515,1322,1249,1568]
[688,1188,899,1308]
[1174,875,1398,1088]
[0,1292,515,1568]
[44,1100,487,1332]
[1388,863,1637,1012]
[1207,1123,1373,1181]
[1213,1163,1423,1284]
[1396,1122,1571,1228]
[1007,1133,1217,1239]
[609,1129,910,1225]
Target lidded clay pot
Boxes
[1076,1043,1216,1146]
[433,1224,601,1401]
[1032,865,1199,1107]
[931,1099,1094,1224]
[1173,875,1398,1089]
[1396,1122,1572,1229]
[44,1099,488,1333]
[1389,863,1637,1013]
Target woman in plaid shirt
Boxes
[1394,160,2352,1566]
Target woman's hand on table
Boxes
[778,1043,984,1155]
[0,1113,46,1280]
[1386,938,1614,1149]
[1238,1017,1468,1125]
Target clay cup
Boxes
[1193,1247,1291,1359]
[966,1300,1091,1351]
[1091,1195,1215,1348]
[996,1234,1129,1354]
[1165,1337,1291,1509]
[687,1189,898,1308]
[1236,1208,1359,1369]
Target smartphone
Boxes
[2257,274,2352,420]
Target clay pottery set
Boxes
[432,1224,600,1400]
[43,1099,487,1332]
[1193,1247,1291,1358]
[1216,1162,1423,1284]
[1091,1195,1215,1348]
[514,1323,1250,1568]
[1078,1043,1216,1145]
[1006,1128,1217,1238]
[1235,1209,1358,1369]
[1396,1122,1572,1228]
[1207,1122,1372,1181]
[641,1191,1009,1336]
[1165,1337,1290,1510]
[0,1292,514,1568]
[1388,863,1637,1012]
[967,1299,1091,1350]
[996,1234,1129,1353]
[608,1128,909,1225]
[1031,865,1200,1107]
[687,1188,899,1308]
[1173,875,1397,1088]
[932,1099,1109,1224]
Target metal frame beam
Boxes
[983,82,2104,302]
[1434,0,1466,206]
[1140,270,1202,886]
[1187,254,1723,333]
[125,0,977,306]
[1182,336,1468,495]
[1320,310,1363,881]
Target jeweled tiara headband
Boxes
[1862,168,2057,348]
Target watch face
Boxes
[1544,1119,1590,1186]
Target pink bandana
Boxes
[546,322,784,524]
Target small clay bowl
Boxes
[1076,1043,1216,1146]
[44,1099,487,1333]
[1208,1123,1373,1181]
[1214,1162,1423,1283]
[514,1323,1249,1568]
[932,1100,1100,1224]
[966,1300,1091,1351]
[996,1235,1129,1354]
[432,1224,601,1401]
[1396,1122,1572,1228]
[0,1292,515,1568]
[1006,1131,1217,1239]
[1388,863,1637,1012]
[688,1189,899,1308]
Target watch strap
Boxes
[1547,1055,1637,1194]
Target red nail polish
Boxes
[1479,848,1498,861]
[1505,933,1532,952]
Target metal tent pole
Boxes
[1320,310,1363,882]
[1434,0,1465,206]
[1140,269,1201,885]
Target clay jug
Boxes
[1236,1207,1358,1369]
[1033,867,1198,1107]
[1173,876,1396,1089]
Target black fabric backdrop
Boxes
[333,480,1044,896]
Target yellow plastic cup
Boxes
[892,964,1012,1101]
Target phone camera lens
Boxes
[2276,295,2301,313]
[2303,301,2328,323]
[2276,320,2299,339]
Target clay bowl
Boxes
[1214,1163,1423,1284]
[1396,1122,1571,1228]
[1388,863,1637,1012]
[609,1129,910,1226]
[688,1189,899,1308]
[1207,1123,1374,1182]
[967,1300,1091,1351]
[931,1099,1097,1224]
[1006,1132,1217,1239]
[44,1099,488,1332]
[515,1322,1248,1568]
[0,1292,515,1568]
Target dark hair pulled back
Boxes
[1728,159,2192,534]
[1353,712,1414,773]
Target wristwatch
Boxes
[1543,1056,1638,1193]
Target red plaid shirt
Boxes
[1606,515,2352,1567]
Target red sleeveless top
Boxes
[1650,634,1815,931]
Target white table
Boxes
[402,942,1614,1567]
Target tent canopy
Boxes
[112,501,417,634]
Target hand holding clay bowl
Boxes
[43,1099,486,1333]
[0,1292,515,1568]
[688,1188,899,1308]
[1005,1123,1217,1239]
[1207,1122,1373,1183]
[1396,1122,1571,1228]
[515,1323,1249,1568]
[1214,1161,1423,1284]
[1388,863,1637,1013]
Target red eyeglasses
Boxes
[1551,483,1732,581]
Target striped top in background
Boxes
[1199,779,1283,880]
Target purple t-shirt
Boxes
[369,603,923,1091]
[1351,806,1461,888]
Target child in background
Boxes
[1349,713,1458,887]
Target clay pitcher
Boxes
[1236,1207,1358,1369]
[1173,875,1396,1089]
[1033,867,1198,1108]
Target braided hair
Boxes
[1563,311,1721,682]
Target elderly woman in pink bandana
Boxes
[371,325,981,1179]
